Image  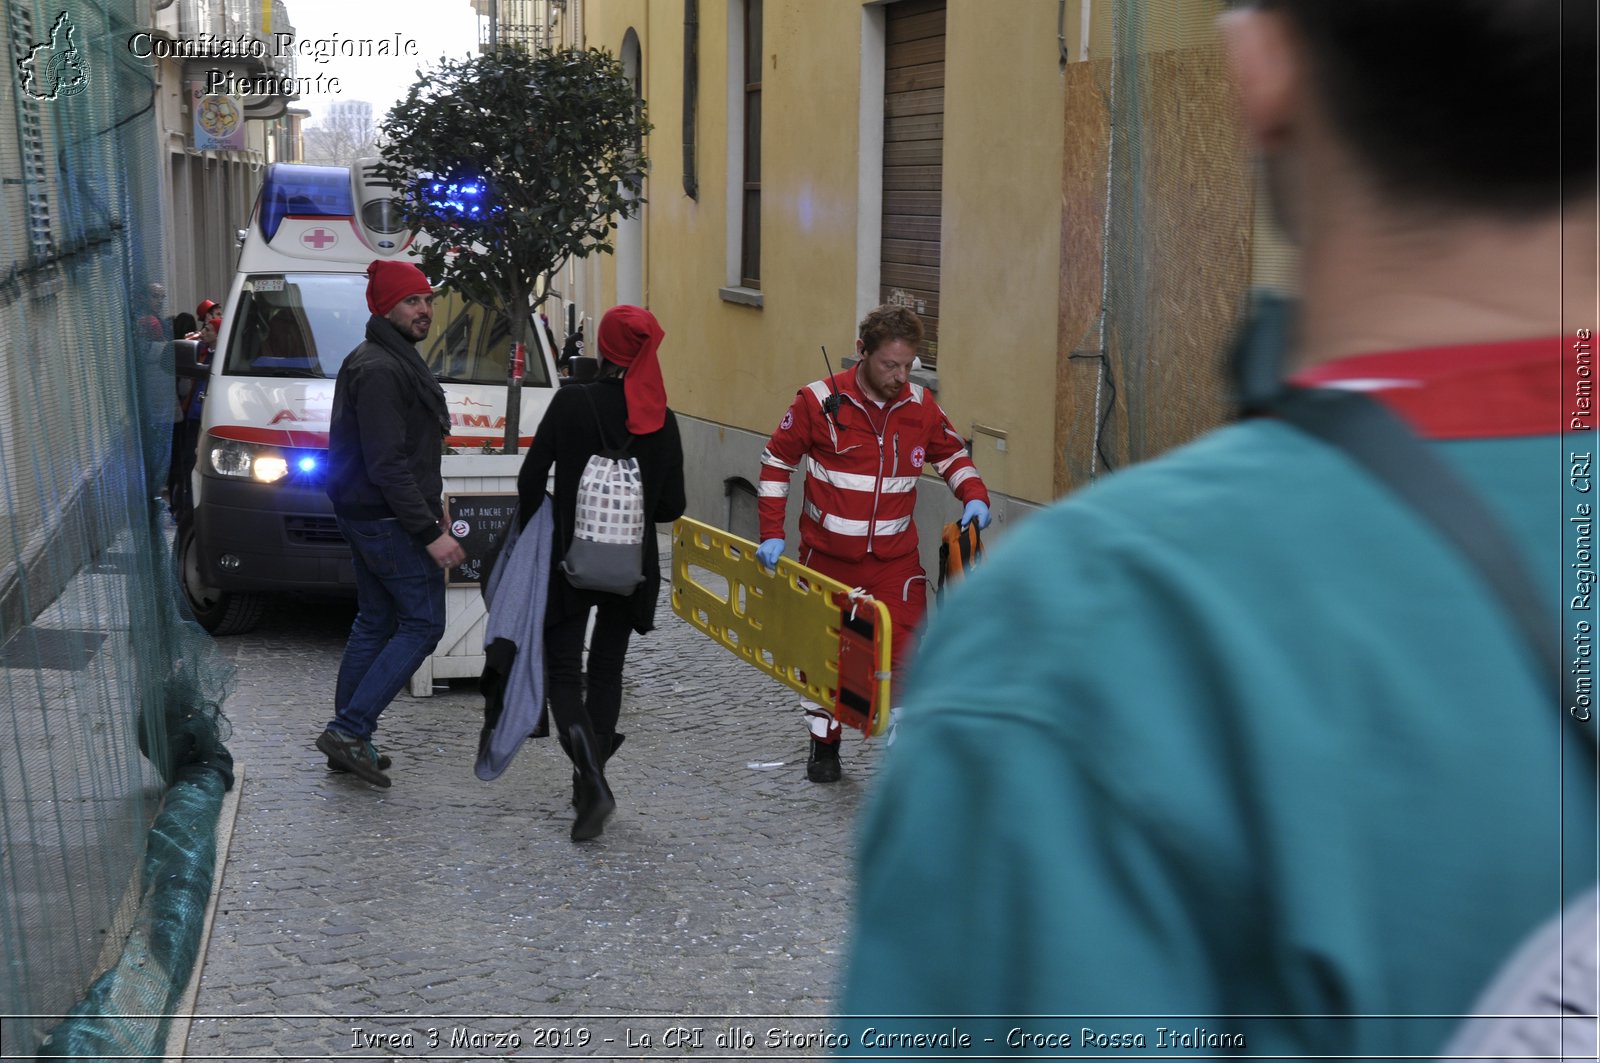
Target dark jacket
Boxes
[517,378,686,634]
[326,315,451,548]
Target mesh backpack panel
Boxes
[559,387,647,595]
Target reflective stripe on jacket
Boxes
[758,371,988,562]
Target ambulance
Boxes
[176,159,559,635]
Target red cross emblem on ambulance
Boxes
[301,227,337,251]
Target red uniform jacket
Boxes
[759,369,989,563]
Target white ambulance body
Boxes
[180,160,558,634]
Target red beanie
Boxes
[366,260,433,316]
[597,305,668,435]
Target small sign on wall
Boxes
[190,82,245,150]
[445,493,519,586]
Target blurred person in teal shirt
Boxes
[842,0,1598,1057]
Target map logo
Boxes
[19,12,89,101]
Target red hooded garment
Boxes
[596,305,667,435]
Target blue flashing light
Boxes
[259,164,356,242]
[422,176,491,219]
[278,448,324,484]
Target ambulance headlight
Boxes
[253,456,289,483]
[208,439,289,483]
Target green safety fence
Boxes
[1,0,235,1057]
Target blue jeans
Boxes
[328,517,446,740]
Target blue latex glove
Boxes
[960,499,991,530]
[755,538,785,570]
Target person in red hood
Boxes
[516,304,686,841]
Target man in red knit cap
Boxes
[317,259,466,787]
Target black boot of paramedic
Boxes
[805,702,843,783]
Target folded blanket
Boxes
[476,501,554,780]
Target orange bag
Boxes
[936,521,984,600]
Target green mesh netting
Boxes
[1,0,234,1057]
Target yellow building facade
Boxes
[577,0,1074,562]
[572,0,1258,568]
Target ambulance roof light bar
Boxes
[258,164,357,242]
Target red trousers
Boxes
[801,546,929,696]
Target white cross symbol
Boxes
[301,228,336,250]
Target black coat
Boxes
[517,379,686,634]
[327,315,452,547]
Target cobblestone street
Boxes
[180,539,881,1060]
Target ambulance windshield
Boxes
[222,274,552,388]
[417,288,554,389]
[223,275,366,378]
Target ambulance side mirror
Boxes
[173,339,209,381]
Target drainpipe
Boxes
[683,0,698,199]
[1057,0,1068,68]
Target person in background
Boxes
[558,322,584,378]
[137,282,172,503]
[136,282,169,341]
[182,298,222,411]
[756,304,990,783]
[317,261,466,787]
[515,305,685,841]
[168,298,220,516]
[842,0,1597,1056]
[187,299,220,340]
[538,310,559,366]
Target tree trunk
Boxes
[501,300,532,453]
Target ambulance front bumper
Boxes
[191,477,357,593]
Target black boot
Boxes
[558,730,576,804]
[806,737,842,783]
[566,723,615,841]
[563,731,624,806]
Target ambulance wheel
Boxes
[179,525,266,636]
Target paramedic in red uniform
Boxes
[757,305,991,782]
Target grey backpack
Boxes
[559,387,646,595]
[1438,885,1598,1061]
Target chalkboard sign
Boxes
[445,493,519,587]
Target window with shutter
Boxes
[880,0,944,366]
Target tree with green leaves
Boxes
[377,46,650,452]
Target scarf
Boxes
[366,314,449,433]
[596,305,668,435]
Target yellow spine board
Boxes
[669,517,893,737]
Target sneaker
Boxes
[806,737,842,783]
[316,728,392,788]
[328,750,392,773]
